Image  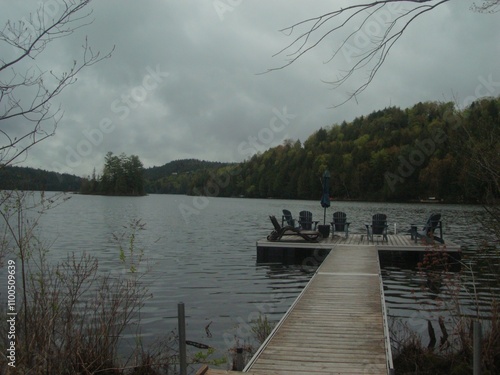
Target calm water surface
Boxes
[2,193,498,363]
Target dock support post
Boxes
[233,347,244,371]
[473,320,481,375]
[178,302,187,375]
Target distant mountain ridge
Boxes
[0,159,230,192]
[0,166,81,192]
[144,159,231,180]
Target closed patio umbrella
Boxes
[320,170,331,225]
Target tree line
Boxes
[160,97,498,203]
[1,97,498,203]
[0,167,81,192]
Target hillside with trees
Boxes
[145,159,229,180]
[79,156,229,196]
[163,97,499,203]
[0,167,81,192]
[144,159,231,194]
[1,97,498,203]
[0,158,228,194]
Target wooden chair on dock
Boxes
[365,213,388,242]
[298,210,319,230]
[411,213,444,244]
[330,211,350,238]
[282,209,297,227]
[267,215,320,242]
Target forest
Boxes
[0,167,81,192]
[150,97,499,203]
[0,97,498,203]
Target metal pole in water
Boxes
[178,302,187,375]
[473,320,481,375]
[233,347,244,371]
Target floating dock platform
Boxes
[256,233,461,264]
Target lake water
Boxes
[1,193,498,368]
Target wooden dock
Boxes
[245,244,390,374]
[199,234,461,375]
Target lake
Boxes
[1,193,498,368]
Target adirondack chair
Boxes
[298,210,319,230]
[330,211,350,238]
[411,213,444,244]
[282,209,297,227]
[267,215,320,242]
[365,213,388,242]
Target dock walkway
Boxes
[245,245,390,374]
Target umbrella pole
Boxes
[323,208,326,225]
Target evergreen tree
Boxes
[80,152,145,196]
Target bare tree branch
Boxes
[0,0,114,167]
[266,1,455,107]
[471,0,500,13]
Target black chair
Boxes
[330,211,350,238]
[282,209,297,227]
[298,210,319,230]
[267,216,320,242]
[411,213,444,244]
[365,213,388,242]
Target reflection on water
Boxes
[0,193,497,357]
[381,243,499,350]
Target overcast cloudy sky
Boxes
[2,0,499,177]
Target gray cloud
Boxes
[1,0,499,176]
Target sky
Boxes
[1,0,499,177]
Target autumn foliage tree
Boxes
[147,97,499,203]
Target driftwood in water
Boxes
[427,317,450,350]
[428,320,437,349]
[439,316,449,348]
